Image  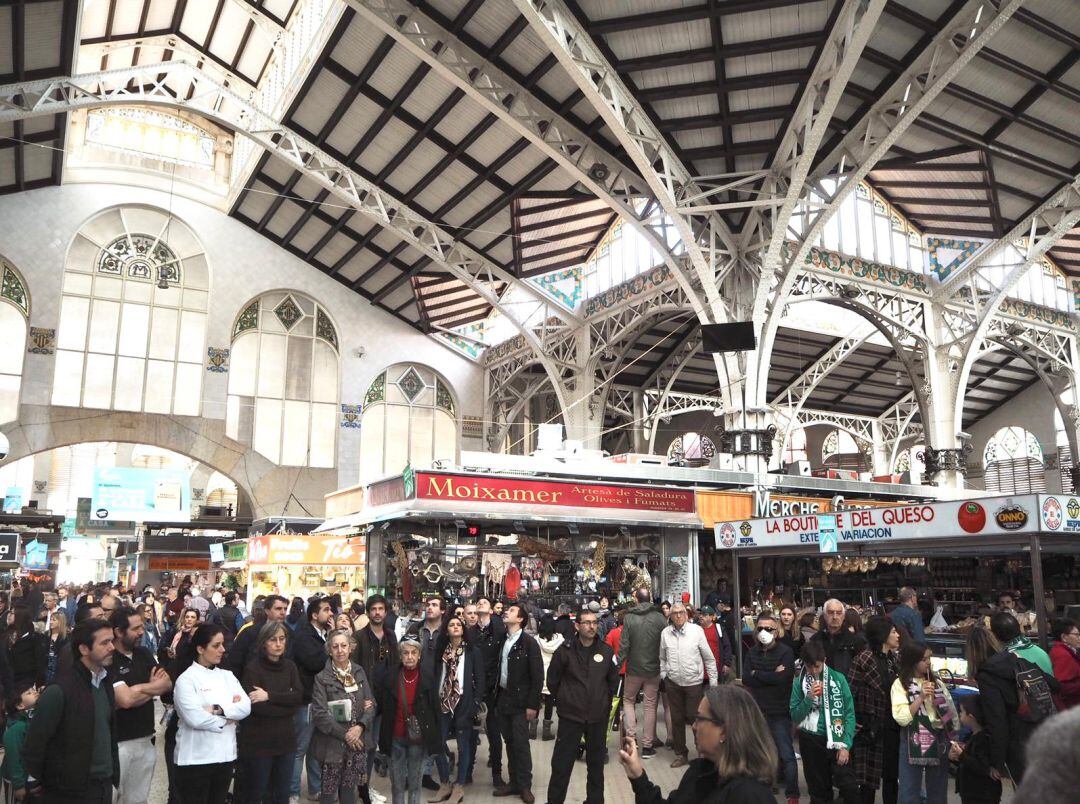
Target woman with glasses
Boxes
[311,629,375,804]
[1049,618,1080,709]
[139,602,162,657]
[743,613,798,804]
[619,684,777,803]
[848,616,902,804]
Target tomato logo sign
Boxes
[956,501,986,534]
[1042,497,1062,530]
[718,523,737,548]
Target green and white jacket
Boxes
[790,664,856,750]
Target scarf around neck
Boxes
[902,677,957,766]
[441,642,464,713]
[799,665,846,748]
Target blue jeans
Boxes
[391,740,426,804]
[291,704,323,797]
[434,711,473,786]
[243,753,292,804]
[897,741,948,804]
[767,715,800,798]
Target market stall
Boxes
[712,493,1076,674]
[320,468,703,611]
[246,528,367,604]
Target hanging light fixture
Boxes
[894,370,903,386]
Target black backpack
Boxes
[1013,656,1056,723]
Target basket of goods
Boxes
[517,534,566,562]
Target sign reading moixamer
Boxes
[714,495,1039,550]
[412,472,697,514]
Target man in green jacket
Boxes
[617,587,668,759]
[789,639,859,804]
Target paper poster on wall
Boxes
[91,467,192,522]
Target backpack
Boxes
[1013,656,1056,722]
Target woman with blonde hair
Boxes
[45,609,68,683]
[620,684,777,803]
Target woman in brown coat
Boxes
[847,616,901,804]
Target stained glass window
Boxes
[226,291,338,468]
[360,364,458,482]
[0,261,29,424]
[53,207,207,415]
[983,426,1046,493]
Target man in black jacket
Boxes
[810,599,865,678]
[214,591,244,647]
[355,594,398,784]
[469,595,507,787]
[743,613,798,804]
[493,603,543,804]
[545,607,619,804]
[24,618,120,803]
[288,596,332,800]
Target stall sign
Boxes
[248,532,367,566]
[714,494,1038,550]
[22,538,49,570]
[411,471,696,513]
[225,542,248,562]
[0,532,19,563]
[697,489,894,527]
[1039,495,1080,532]
[148,556,210,571]
[209,543,225,563]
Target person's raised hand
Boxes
[619,735,643,780]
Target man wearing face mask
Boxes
[743,613,799,804]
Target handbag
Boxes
[400,674,423,745]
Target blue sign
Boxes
[91,467,191,522]
[818,513,839,553]
[22,538,49,570]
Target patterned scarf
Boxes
[441,642,464,713]
[903,677,958,767]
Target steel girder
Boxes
[347,0,713,322]
[511,0,738,323]
[752,0,1025,406]
[746,0,886,255]
[0,61,582,394]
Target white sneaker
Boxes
[370,792,388,803]
[288,797,300,804]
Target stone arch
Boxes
[0,404,338,518]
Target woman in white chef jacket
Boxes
[173,622,252,804]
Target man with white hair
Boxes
[658,601,718,768]
[810,599,865,678]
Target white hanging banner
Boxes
[714,494,1039,550]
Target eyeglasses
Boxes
[693,714,724,727]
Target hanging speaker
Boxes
[700,322,756,353]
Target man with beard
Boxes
[468,596,507,787]
[356,594,398,802]
[108,606,172,804]
[24,619,121,803]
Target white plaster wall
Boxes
[0,184,483,491]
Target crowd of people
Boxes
[0,576,1075,804]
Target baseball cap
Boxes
[699,606,716,615]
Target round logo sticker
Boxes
[1043,496,1062,530]
[593,654,604,663]
[718,523,736,548]
[956,501,986,534]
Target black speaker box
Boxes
[701,322,756,353]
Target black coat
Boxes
[977,650,1051,781]
[373,663,442,756]
[496,631,543,714]
[742,642,796,718]
[354,624,399,686]
[546,636,619,724]
[554,615,576,643]
[434,644,485,731]
[289,622,329,702]
[955,728,1002,802]
[628,759,777,804]
[0,631,47,690]
[469,617,506,699]
[810,628,866,679]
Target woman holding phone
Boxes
[619,684,777,803]
[891,642,957,804]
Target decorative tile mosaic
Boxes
[316,308,338,348]
[234,300,259,337]
[926,237,984,281]
[800,245,930,293]
[97,234,179,284]
[583,265,674,316]
[27,326,55,355]
[364,372,385,406]
[1,266,28,314]
[529,266,583,310]
[274,296,303,331]
[206,347,230,373]
[340,403,362,429]
[398,366,424,402]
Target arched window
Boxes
[359,364,457,482]
[821,428,869,472]
[983,426,1045,493]
[205,471,238,512]
[781,427,809,467]
[226,292,339,468]
[666,432,716,467]
[0,261,29,424]
[53,207,208,414]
